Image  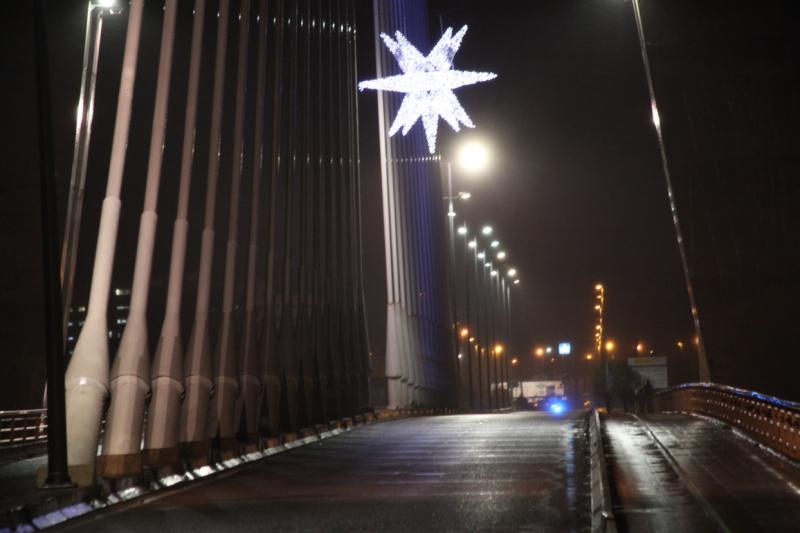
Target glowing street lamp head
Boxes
[513,279,520,285]
[490,240,500,248]
[460,327,469,338]
[605,340,616,352]
[457,140,491,173]
[477,251,485,259]
[535,347,544,357]
[468,239,477,249]
[507,268,517,277]
[595,284,604,291]
[636,342,644,353]
[496,251,506,260]
[458,191,472,200]
[490,270,497,277]
[457,225,468,235]
[482,225,493,235]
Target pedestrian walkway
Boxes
[603,412,800,532]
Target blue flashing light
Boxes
[549,401,565,415]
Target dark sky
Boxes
[3,0,796,407]
[360,0,694,376]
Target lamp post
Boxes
[441,161,459,407]
[457,224,474,410]
[61,0,120,351]
[594,283,610,398]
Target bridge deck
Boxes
[604,412,800,533]
[58,412,589,532]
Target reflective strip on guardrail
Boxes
[0,409,48,446]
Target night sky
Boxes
[1,0,798,407]
[359,0,695,379]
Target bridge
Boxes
[3,0,800,531]
[2,384,799,531]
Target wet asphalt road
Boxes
[604,413,800,533]
[60,412,590,532]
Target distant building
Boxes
[66,287,131,361]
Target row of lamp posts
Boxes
[442,142,520,412]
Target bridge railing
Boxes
[0,409,47,447]
[656,383,800,461]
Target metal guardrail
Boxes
[589,409,617,533]
[656,383,800,461]
[0,409,48,447]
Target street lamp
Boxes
[482,225,493,235]
[605,340,616,354]
[496,251,506,260]
[457,140,491,173]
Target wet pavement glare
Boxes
[60,412,591,532]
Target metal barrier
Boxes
[0,409,47,447]
[589,409,617,533]
[656,383,800,461]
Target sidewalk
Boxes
[603,412,800,532]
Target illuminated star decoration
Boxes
[358,25,497,154]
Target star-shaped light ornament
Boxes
[359,25,497,154]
